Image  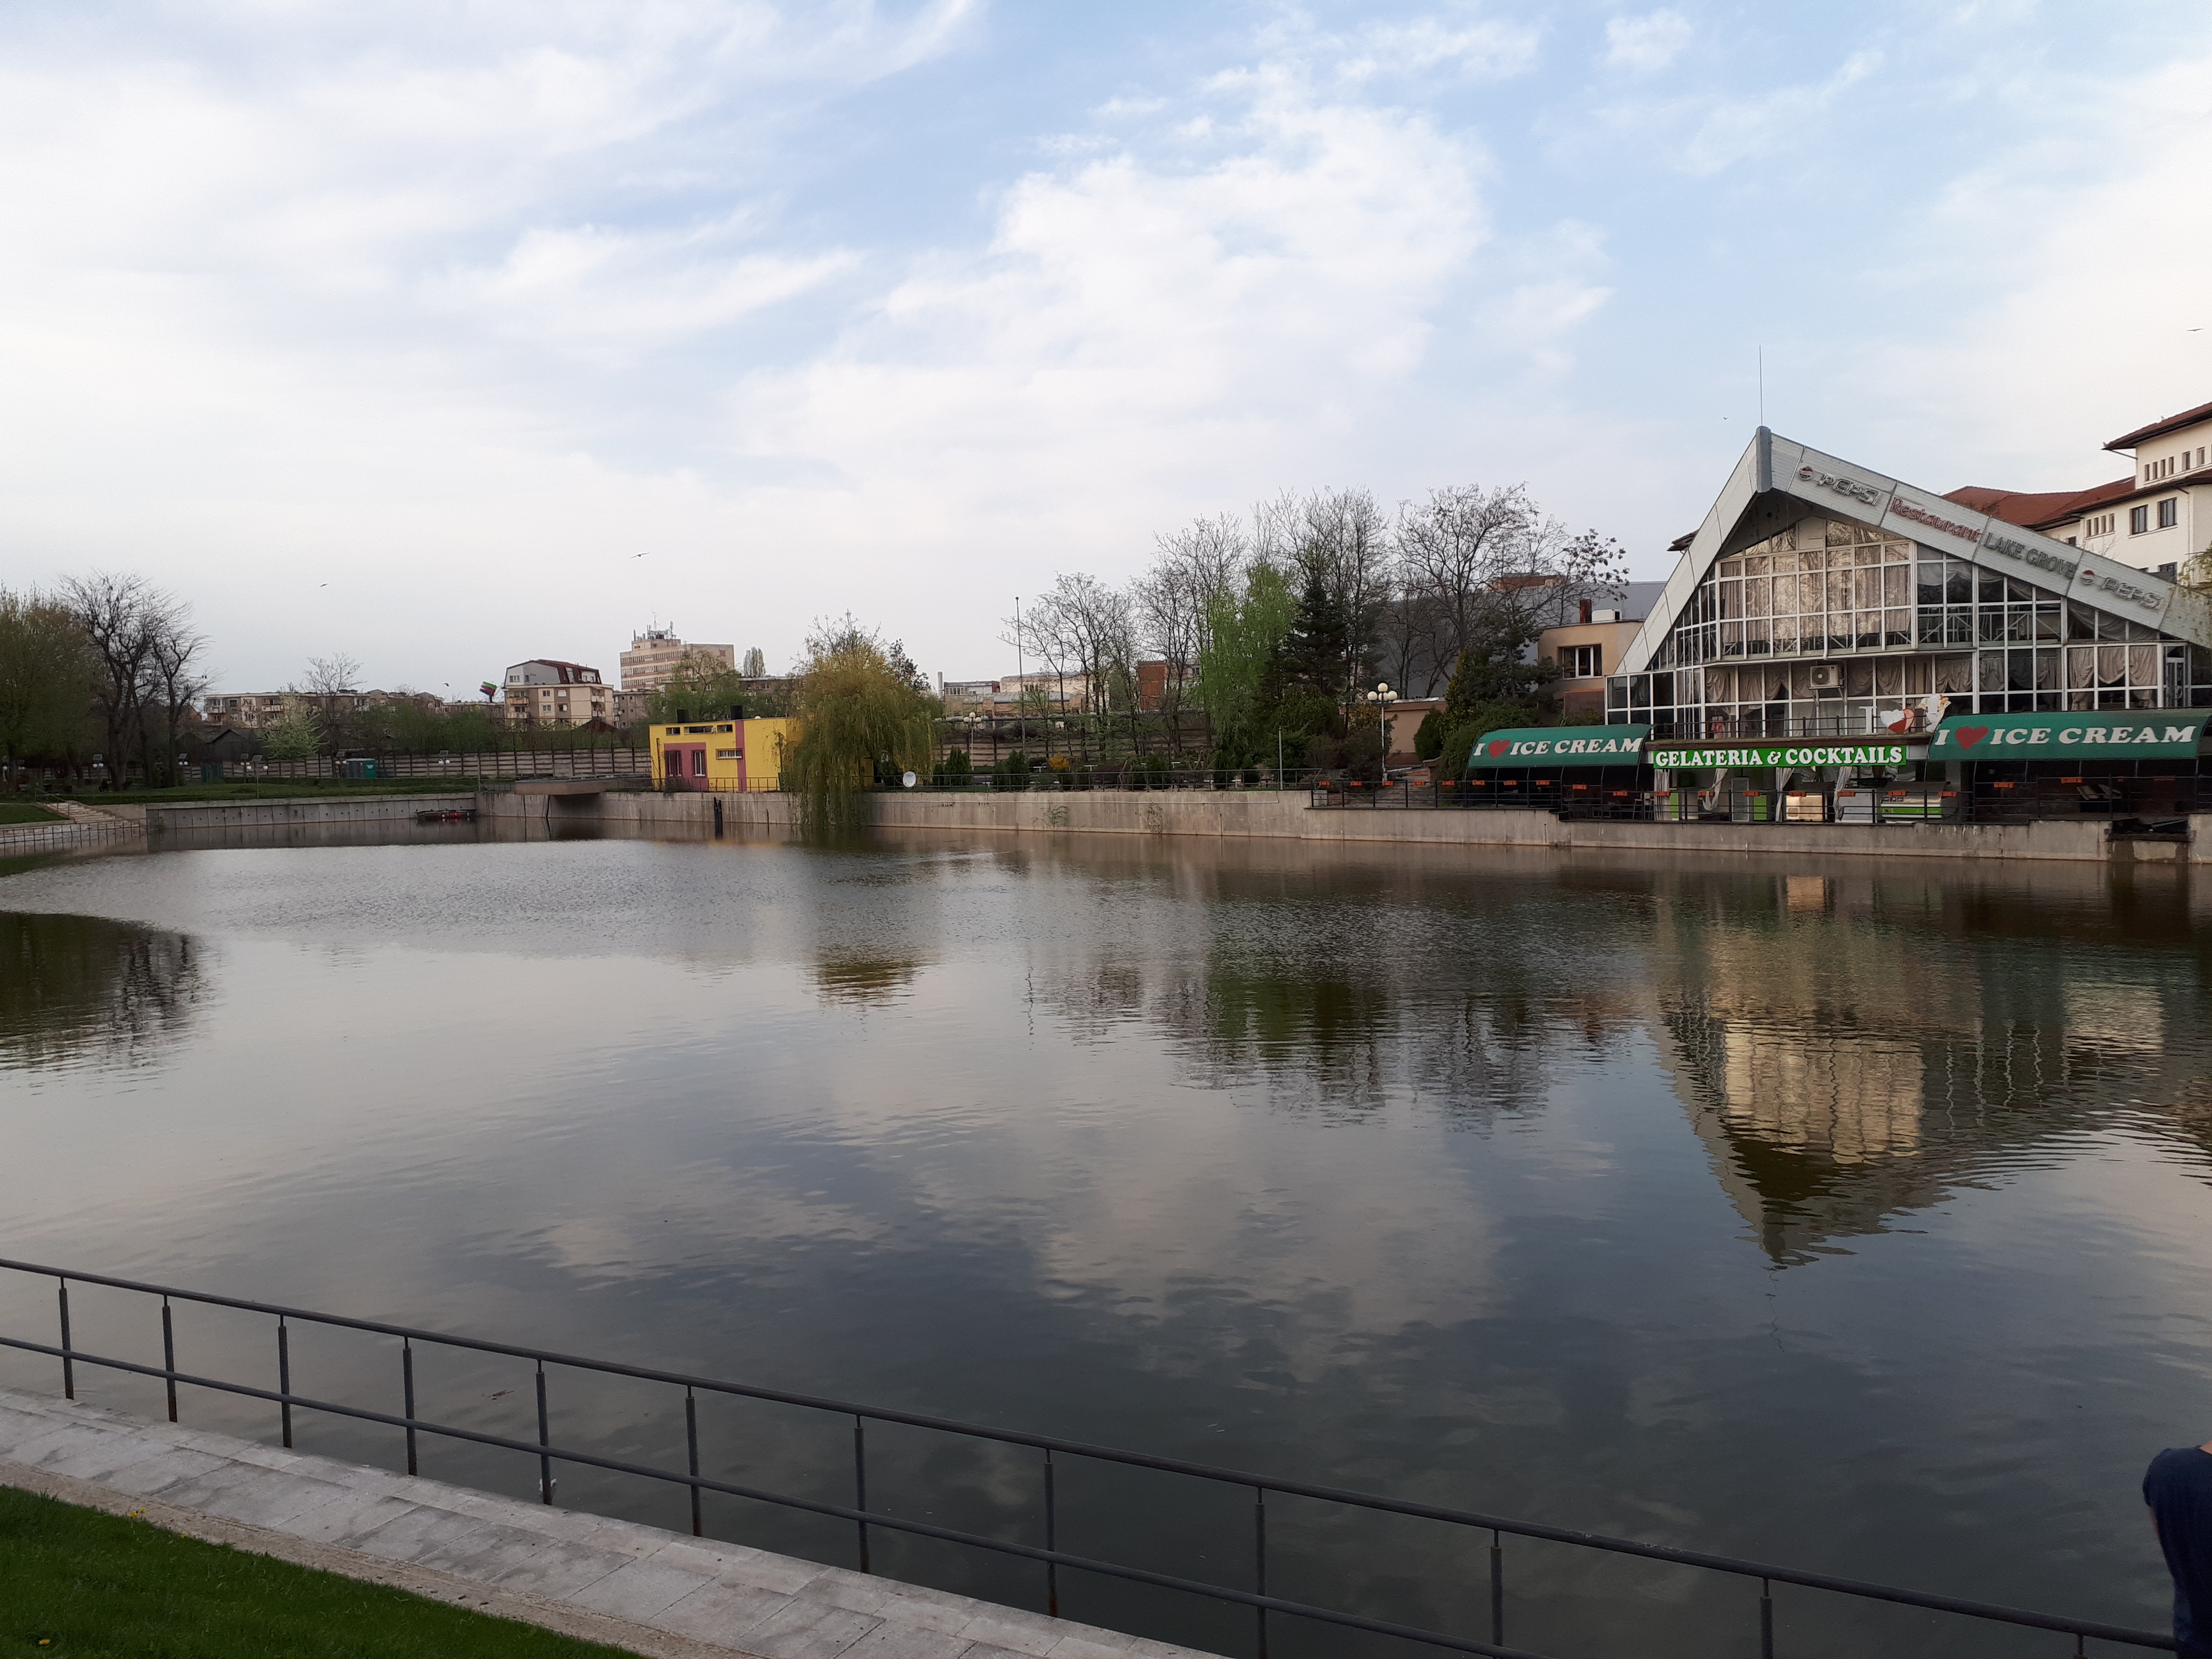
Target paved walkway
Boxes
[0,1387,1211,1659]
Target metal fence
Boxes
[1312,778,2205,829]
[210,749,652,782]
[0,817,141,854]
[917,767,1322,793]
[0,1257,2172,1659]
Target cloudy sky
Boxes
[4,1,2210,693]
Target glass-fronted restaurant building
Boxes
[1446,415,2212,813]
[1607,425,2212,736]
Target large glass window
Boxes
[1638,512,2212,727]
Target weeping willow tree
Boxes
[784,618,938,835]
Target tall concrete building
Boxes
[620,628,736,693]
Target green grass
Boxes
[0,1485,636,1658]
[0,802,65,824]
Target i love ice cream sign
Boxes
[1467,725,1651,767]
[1930,712,2204,759]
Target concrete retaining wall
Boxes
[114,787,2207,865]
[144,793,477,833]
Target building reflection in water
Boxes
[0,911,204,1073]
[1647,866,2212,1262]
[998,837,2212,1267]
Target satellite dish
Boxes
[902,771,918,789]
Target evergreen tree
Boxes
[1282,563,1349,702]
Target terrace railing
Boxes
[0,1257,2173,1659]
[1311,778,2205,828]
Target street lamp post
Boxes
[1363,683,1394,786]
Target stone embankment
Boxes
[138,793,478,832]
[0,1385,1203,1659]
[475,785,2209,864]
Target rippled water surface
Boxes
[3,827,2210,1657]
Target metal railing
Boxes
[1641,713,1939,742]
[0,816,142,852]
[0,1257,2171,1659]
[914,767,1323,792]
[1310,778,2205,829]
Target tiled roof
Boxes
[2104,397,2212,452]
[1942,477,2133,531]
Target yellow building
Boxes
[649,715,791,791]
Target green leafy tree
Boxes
[1195,561,1296,761]
[376,695,500,755]
[0,588,96,783]
[650,657,791,724]
[262,697,323,761]
[783,619,938,835]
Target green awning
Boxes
[1928,711,2206,760]
[1467,725,1650,768]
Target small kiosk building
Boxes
[649,713,792,792]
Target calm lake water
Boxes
[3,824,2210,1658]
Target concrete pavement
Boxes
[0,1386,1213,1659]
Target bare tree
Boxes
[1397,485,1626,702]
[1020,573,1130,726]
[1375,574,1448,700]
[1395,485,1548,673]
[59,573,165,786]
[302,652,362,695]
[146,614,210,787]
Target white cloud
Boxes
[1572,48,1880,177]
[1825,51,2212,488]
[0,4,1611,685]
[714,68,1491,593]
[433,220,860,360]
[1338,16,1543,84]
[1603,10,1692,77]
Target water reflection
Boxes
[1642,864,2212,1260]
[1,832,2209,1655]
[0,911,203,1072]
[811,956,923,1005]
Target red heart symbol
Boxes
[1954,725,1989,750]
[1486,739,1508,757]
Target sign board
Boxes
[1648,742,1907,770]
[1468,725,1649,768]
[2066,553,2173,631]
[1768,433,2191,628]
[1929,712,2205,760]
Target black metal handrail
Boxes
[0,1257,2173,1658]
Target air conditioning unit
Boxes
[1808,664,1843,691]
[1590,608,1621,623]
